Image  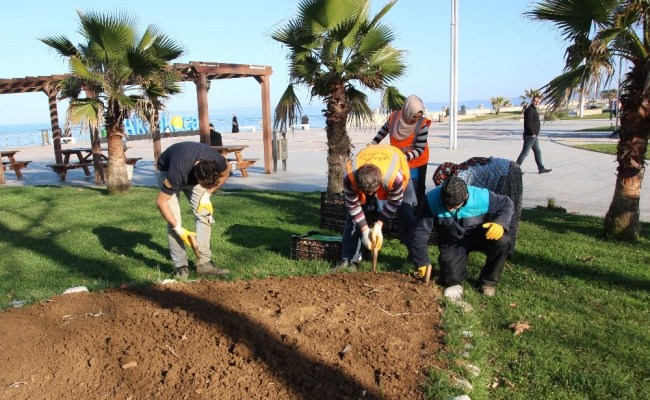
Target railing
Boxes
[0,127,92,149]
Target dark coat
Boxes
[523,103,540,136]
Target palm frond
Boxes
[346,85,374,127]
[69,57,103,84]
[366,0,397,31]
[67,98,104,131]
[77,9,137,63]
[138,25,161,51]
[525,0,617,42]
[150,34,185,61]
[273,84,303,131]
[540,65,589,111]
[380,86,405,113]
[40,35,79,57]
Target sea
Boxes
[0,99,512,149]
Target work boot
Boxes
[480,285,496,297]
[539,168,552,174]
[443,284,464,300]
[196,262,230,276]
[174,266,190,279]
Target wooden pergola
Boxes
[0,61,274,180]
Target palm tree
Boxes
[519,88,542,110]
[41,10,184,194]
[526,0,649,241]
[489,96,512,114]
[271,0,407,193]
[140,65,184,165]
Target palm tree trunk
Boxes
[151,110,162,166]
[90,126,105,184]
[325,82,352,193]
[604,131,648,241]
[105,125,129,194]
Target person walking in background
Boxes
[516,95,551,173]
[432,157,522,256]
[410,176,514,300]
[370,95,431,205]
[231,114,239,133]
[155,142,231,278]
[209,123,222,146]
[337,145,417,270]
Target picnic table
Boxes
[48,147,138,181]
[1,150,31,183]
[211,145,257,178]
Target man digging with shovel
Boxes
[156,142,232,279]
[334,145,416,271]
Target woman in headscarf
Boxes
[370,95,431,205]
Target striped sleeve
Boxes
[404,122,429,161]
[380,171,405,222]
[343,174,369,232]
[370,120,390,144]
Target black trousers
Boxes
[437,231,511,288]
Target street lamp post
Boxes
[449,0,458,149]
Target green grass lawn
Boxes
[460,111,522,122]
[576,125,616,132]
[1,187,648,399]
[573,143,649,158]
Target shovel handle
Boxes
[188,234,200,258]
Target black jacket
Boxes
[523,104,540,136]
[410,186,514,267]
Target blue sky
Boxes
[0,0,571,125]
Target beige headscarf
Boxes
[394,95,425,140]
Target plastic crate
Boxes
[291,232,343,262]
[319,192,347,233]
[319,192,400,233]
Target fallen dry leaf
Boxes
[508,320,532,336]
[509,302,517,308]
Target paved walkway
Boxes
[2,118,648,221]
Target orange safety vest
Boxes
[387,111,431,168]
[346,145,410,203]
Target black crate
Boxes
[319,192,400,234]
[291,232,343,262]
[291,231,372,263]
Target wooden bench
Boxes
[2,160,31,179]
[46,162,93,181]
[226,158,259,177]
[101,157,142,168]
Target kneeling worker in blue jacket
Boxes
[410,176,514,299]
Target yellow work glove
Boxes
[360,230,372,250]
[417,266,428,278]
[482,222,505,240]
[173,226,197,247]
[197,192,214,215]
[370,223,383,251]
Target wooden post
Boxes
[257,75,273,174]
[44,86,63,164]
[195,73,210,145]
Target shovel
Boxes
[187,234,200,258]
[371,238,380,274]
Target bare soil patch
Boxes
[1,272,445,399]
